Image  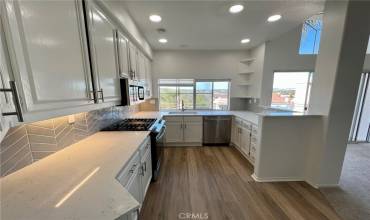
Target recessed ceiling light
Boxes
[159,38,168,44]
[149,14,162,23]
[241,38,250,44]
[229,4,244,14]
[267,14,282,22]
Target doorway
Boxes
[349,72,370,143]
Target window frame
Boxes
[158,79,231,111]
[195,79,231,110]
[270,71,314,112]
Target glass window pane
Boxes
[160,93,177,110]
[196,82,212,93]
[271,72,311,112]
[159,86,176,93]
[196,94,212,109]
[179,93,193,109]
[213,82,229,110]
[179,86,193,94]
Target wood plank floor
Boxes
[140,147,341,220]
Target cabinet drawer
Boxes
[252,125,258,135]
[250,143,257,153]
[139,137,151,158]
[117,152,140,187]
[163,116,183,122]
[251,135,258,144]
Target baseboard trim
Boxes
[251,173,304,182]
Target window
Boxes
[271,72,313,112]
[299,14,322,55]
[158,79,194,110]
[195,81,230,110]
[158,79,230,110]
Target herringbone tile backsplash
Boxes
[0,105,139,177]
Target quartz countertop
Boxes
[132,111,260,125]
[0,131,150,220]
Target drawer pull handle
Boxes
[0,81,23,122]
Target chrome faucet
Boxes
[181,100,185,112]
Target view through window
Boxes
[271,72,313,112]
[158,79,194,110]
[299,14,322,55]
[196,81,230,110]
[158,79,230,110]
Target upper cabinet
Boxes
[144,57,152,98]
[128,42,138,83]
[0,16,18,141]
[3,0,94,118]
[116,31,130,79]
[86,2,121,104]
[1,0,152,124]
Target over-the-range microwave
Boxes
[120,78,144,106]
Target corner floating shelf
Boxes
[240,58,255,65]
[238,71,254,75]
[237,82,252,86]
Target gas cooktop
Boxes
[102,118,157,131]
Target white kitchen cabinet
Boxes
[140,147,152,197]
[231,116,257,165]
[144,57,152,98]
[0,16,18,141]
[164,116,203,146]
[86,3,121,104]
[183,117,203,143]
[137,52,146,85]
[128,42,138,82]
[165,118,184,144]
[116,31,130,79]
[3,0,94,117]
[240,126,251,156]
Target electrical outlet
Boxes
[68,115,75,124]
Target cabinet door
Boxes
[137,52,146,84]
[87,4,120,103]
[144,57,152,98]
[126,165,143,204]
[165,121,183,144]
[141,149,152,197]
[4,0,94,114]
[116,31,130,79]
[0,17,17,141]
[128,43,137,81]
[183,117,203,143]
[240,127,251,155]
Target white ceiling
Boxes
[122,0,325,50]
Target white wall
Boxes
[152,50,251,98]
[259,25,316,107]
[257,25,370,108]
[248,44,266,98]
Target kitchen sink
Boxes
[168,111,198,115]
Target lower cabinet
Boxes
[116,136,152,219]
[164,116,203,146]
[231,116,258,165]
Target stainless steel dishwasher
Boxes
[203,116,232,145]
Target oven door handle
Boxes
[156,125,166,141]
